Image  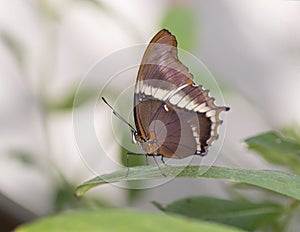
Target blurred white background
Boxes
[0,0,299,225]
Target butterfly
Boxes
[103,29,229,165]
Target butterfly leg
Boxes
[145,154,149,165]
[160,155,169,166]
[125,153,130,177]
[126,152,146,177]
[152,155,166,177]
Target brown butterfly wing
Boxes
[156,103,209,158]
[136,29,193,88]
[134,97,212,158]
[134,29,229,157]
[134,29,193,138]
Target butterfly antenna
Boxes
[101,97,136,132]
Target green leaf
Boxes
[152,196,283,231]
[75,165,300,201]
[161,7,198,51]
[245,131,300,174]
[16,209,245,232]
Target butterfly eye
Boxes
[131,131,138,144]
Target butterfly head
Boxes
[131,130,144,144]
[131,130,160,155]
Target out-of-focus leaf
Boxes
[161,7,198,51]
[75,165,300,200]
[54,181,79,212]
[0,31,24,65]
[82,0,104,8]
[281,126,300,144]
[47,87,97,111]
[152,196,283,231]
[245,131,300,154]
[245,131,300,174]
[9,150,37,166]
[35,1,60,21]
[16,209,245,232]
[54,180,108,212]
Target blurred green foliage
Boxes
[9,150,37,166]
[74,126,300,231]
[152,196,283,231]
[16,209,245,232]
[46,86,98,111]
[53,179,108,212]
[0,31,24,66]
[161,7,198,51]
[245,130,300,174]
